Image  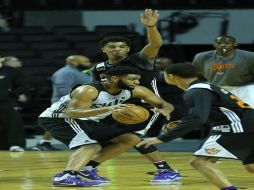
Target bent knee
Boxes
[80,143,102,152]
[245,164,254,173]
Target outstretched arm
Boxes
[140,9,163,59]
[137,89,215,148]
[132,85,174,120]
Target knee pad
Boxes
[134,144,157,154]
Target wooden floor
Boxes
[0,151,253,190]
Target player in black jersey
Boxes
[38,66,173,187]
[89,9,181,183]
[138,63,254,190]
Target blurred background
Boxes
[0,0,253,142]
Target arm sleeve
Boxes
[158,89,215,142]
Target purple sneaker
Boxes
[79,168,112,183]
[52,172,101,187]
[151,170,182,182]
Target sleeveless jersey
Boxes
[39,82,132,120]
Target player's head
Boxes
[155,57,174,71]
[104,66,141,90]
[99,36,131,60]
[66,55,92,70]
[2,56,22,68]
[213,35,237,56]
[164,63,198,89]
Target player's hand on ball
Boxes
[109,104,127,112]
[162,120,179,133]
[136,137,163,148]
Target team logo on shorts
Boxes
[205,148,221,155]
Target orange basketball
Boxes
[112,104,150,125]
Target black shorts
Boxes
[194,132,254,165]
[38,117,133,149]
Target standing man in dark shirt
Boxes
[138,63,254,190]
[85,9,181,183]
[0,57,28,151]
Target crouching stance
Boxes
[38,66,172,187]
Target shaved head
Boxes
[66,55,92,68]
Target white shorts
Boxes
[221,84,254,108]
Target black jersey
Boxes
[92,52,160,95]
[158,80,254,142]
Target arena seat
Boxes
[30,41,70,50]
[0,42,28,50]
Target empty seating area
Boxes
[7,0,254,10]
[0,25,146,131]
[0,25,145,60]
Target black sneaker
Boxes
[32,142,60,151]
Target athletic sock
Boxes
[83,160,101,170]
[153,160,173,172]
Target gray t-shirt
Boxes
[51,65,92,103]
[192,49,254,86]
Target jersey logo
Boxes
[93,97,127,108]
[95,63,106,71]
[230,94,252,109]
[205,148,221,155]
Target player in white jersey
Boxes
[38,66,173,187]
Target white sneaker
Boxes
[9,146,25,152]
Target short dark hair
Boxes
[165,63,198,78]
[99,36,132,48]
[215,35,236,42]
[104,66,140,76]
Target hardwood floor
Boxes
[0,151,253,190]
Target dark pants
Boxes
[0,101,26,150]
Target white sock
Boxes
[83,166,93,171]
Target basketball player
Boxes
[137,63,254,190]
[87,9,181,182]
[38,66,173,187]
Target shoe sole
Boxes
[151,176,182,182]
[150,181,182,185]
[53,183,102,187]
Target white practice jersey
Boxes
[39,83,132,121]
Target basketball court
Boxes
[1,148,253,190]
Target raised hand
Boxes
[140,9,159,27]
